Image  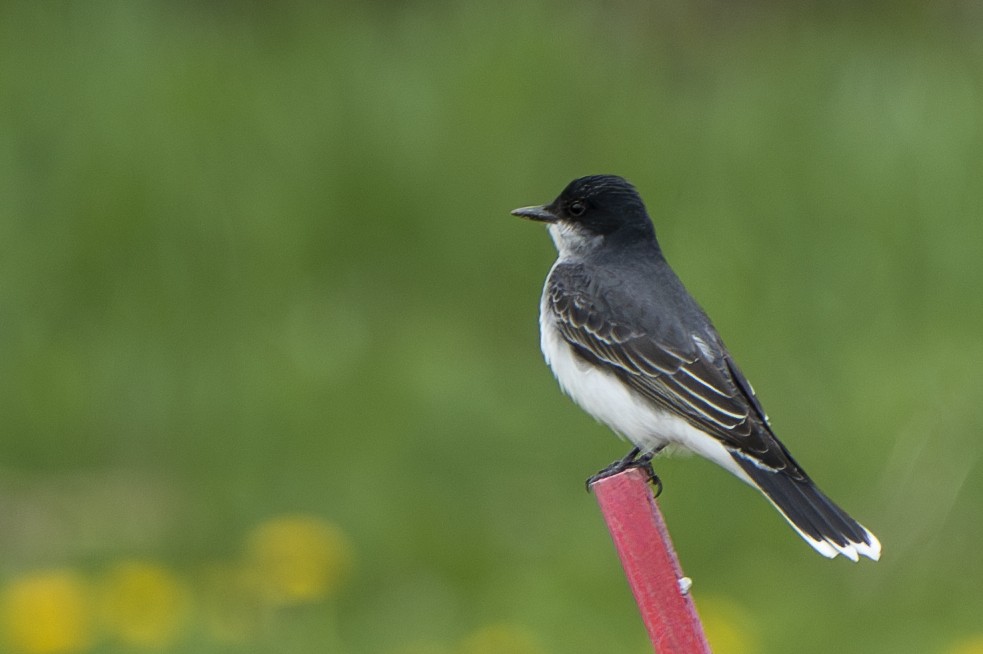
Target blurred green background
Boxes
[2,2,982,653]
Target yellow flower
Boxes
[244,515,353,605]
[458,624,546,654]
[947,635,983,654]
[1,569,92,654]
[697,595,757,654]
[99,560,190,648]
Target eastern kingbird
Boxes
[512,175,880,561]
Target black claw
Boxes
[648,471,663,498]
[586,447,663,496]
[585,447,639,490]
[633,453,663,497]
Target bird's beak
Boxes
[510,204,557,223]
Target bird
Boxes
[511,174,880,561]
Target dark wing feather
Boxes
[547,264,802,476]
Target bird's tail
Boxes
[732,454,881,562]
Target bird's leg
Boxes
[586,446,663,496]
[590,446,642,482]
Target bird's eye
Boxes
[568,200,586,217]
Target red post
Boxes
[592,467,711,654]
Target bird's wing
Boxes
[547,264,802,476]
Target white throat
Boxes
[548,222,601,260]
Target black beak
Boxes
[510,204,557,223]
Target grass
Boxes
[1,2,982,652]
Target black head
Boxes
[511,175,655,240]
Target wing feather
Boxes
[547,264,798,473]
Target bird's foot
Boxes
[586,447,662,496]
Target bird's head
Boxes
[511,175,655,253]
